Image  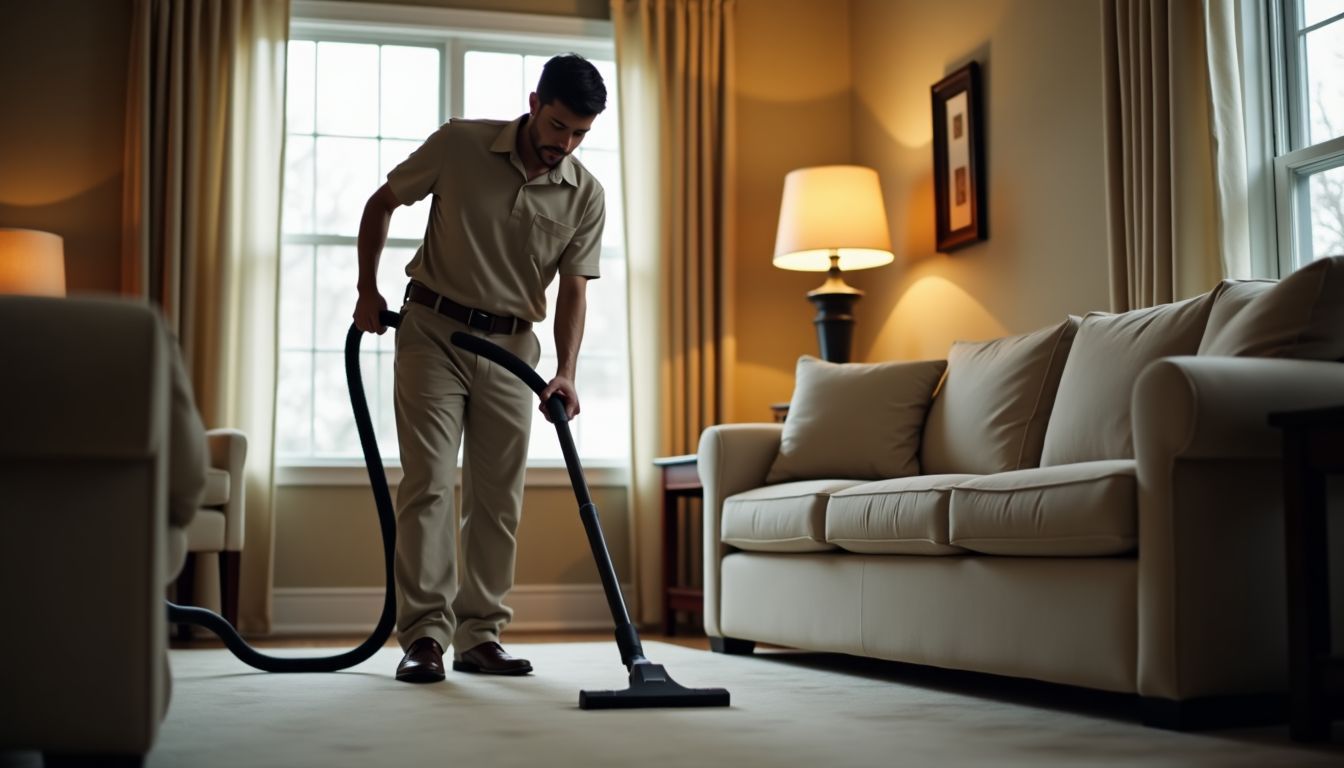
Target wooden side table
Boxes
[1269,404,1344,742]
[654,454,703,635]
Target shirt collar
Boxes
[491,114,579,187]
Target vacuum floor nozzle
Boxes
[579,662,730,710]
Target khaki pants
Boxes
[392,302,540,656]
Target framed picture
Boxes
[931,61,986,252]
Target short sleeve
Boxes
[387,123,450,204]
[559,189,605,279]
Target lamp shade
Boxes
[772,165,894,272]
[0,228,65,297]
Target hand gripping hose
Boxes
[164,310,404,672]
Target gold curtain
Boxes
[612,0,736,624]
[122,0,288,634]
[1101,0,1224,311]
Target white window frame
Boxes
[278,1,627,487]
[1253,0,1344,275]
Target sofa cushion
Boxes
[1199,256,1344,359]
[948,460,1137,556]
[722,479,866,552]
[766,355,947,483]
[825,474,979,555]
[921,318,1079,475]
[1040,292,1217,465]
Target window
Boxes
[277,5,629,471]
[1266,0,1344,272]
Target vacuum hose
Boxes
[165,310,404,672]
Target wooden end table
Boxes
[1269,404,1344,742]
[654,454,703,635]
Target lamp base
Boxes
[808,291,861,363]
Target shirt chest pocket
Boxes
[526,214,578,266]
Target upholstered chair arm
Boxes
[206,428,248,551]
[1131,355,1344,701]
[697,423,785,637]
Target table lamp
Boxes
[773,165,893,363]
[0,228,66,297]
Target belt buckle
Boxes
[467,308,494,332]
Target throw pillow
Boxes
[766,355,947,483]
[920,317,1079,475]
[1040,290,1218,465]
[1196,279,1275,354]
[1200,256,1344,359]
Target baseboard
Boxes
[271,584,633,635]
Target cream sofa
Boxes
[698,257,1344,728]
[0,295,208,765]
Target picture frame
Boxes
[931,61,986,252]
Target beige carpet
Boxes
[147,641,1341,767]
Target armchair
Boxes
[0,294,206,766]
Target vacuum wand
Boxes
[448,331,730,709]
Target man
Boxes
[352,54,606,683]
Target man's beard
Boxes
[528,121,567,169]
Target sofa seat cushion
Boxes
[826,474,979,555]
[202,467,231,507]
[949,460,1136,556]
[722,479,866,552]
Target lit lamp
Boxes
[0,228,66,297]
[773,165,893,363]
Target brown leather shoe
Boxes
[452,641,533,676]
[396,637,445,683]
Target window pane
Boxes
[583,256,627,355]
[1308,164,1344,259]
[279,244,314,350]
[314,245,359,351]
[576,354,629,458]
[464,51,525,119]
[283,135,315,234]
[275,351,313,457]
[576,148,623,247]
[1305,20,1344,145]
[317,42,379,136]
[315,136,379,236]
[381,45,440,139]
[1303,0,1344,28]
[381,139,431,241]
[313,350,360,457]
[287,41,315,134]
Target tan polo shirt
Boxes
[386,115,605,323]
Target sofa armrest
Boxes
[206,428,248,551]
[1132,355,1344,700]
[697,423,784,636]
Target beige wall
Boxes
[847,0,1109,362]
[275,483,629,587]
[729,0,1110,417]
[0,0,131,294]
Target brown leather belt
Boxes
[404,281,531,335]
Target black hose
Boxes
[165,310,404,672]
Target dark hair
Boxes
[536,53,607,116]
